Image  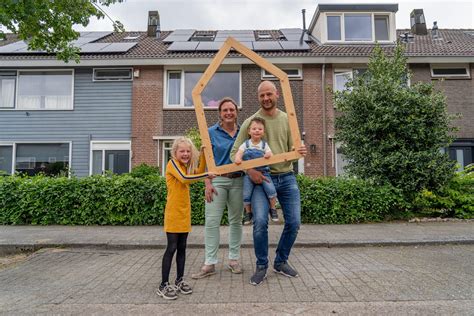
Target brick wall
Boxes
[302,64,336,177]
[131,66,163,167]
[410,63,474,139]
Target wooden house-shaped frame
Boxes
[192,37,302,175]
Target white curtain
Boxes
[0,79,15,108]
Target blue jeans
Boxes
[242,172,277,206]
[252,172,301,269]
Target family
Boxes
[156,81,307,300]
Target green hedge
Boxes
[298,175,405,224]
[1,172,471,225]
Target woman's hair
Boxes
[217,97,238,124]
[171,137,200,173]
[247,117,266,138]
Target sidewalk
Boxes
[1,221,473,254]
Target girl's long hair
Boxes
[171,137,200,173]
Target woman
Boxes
[192,97,244,278]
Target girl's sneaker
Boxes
[269,208,279,222]
[175,279,193,295]
[156,282,178,300]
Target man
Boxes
[231,80,307,285]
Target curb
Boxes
[2,239,473,255]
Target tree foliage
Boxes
[0,0,124,62]
[334,45,457,198]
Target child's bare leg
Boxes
[269,197,277,210]
[244,204,252,214]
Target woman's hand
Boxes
[204,178,217,203]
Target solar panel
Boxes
[167,41,199,51]
[252,41,283,51]
[279,41,310,51]
[99,42,137,52]
[81,31,113,39]
[196,42,224,51]
[280,28,309,41]
[0,41,28,53]
[79,43,112,53]
[215,30,254,42]
[171,29,197,35]
[163,30,195,42]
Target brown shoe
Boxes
[191,265,216,279]
[228,261,242,274]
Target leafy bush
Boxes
[130,163,160,178]
[412,165,474,219]
[297,175,405,224]
[2,172,470,225]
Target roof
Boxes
[0,29,472,63]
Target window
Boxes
[431,64,470,78]
[161,140,174,175]
[326,13,391,42]
[261,67,303,80]
[334,71,353,92]
[327,16,341,40]
[190,32,216,41]
[448,143,473,172]
[257,33,273,40]
[335,144,349,176]
[374,15,389,41]
[90,141,131,175]
[0,71,16,108]
[345,14,372,41]
[0,145,13,175]
[93,68,133,81]
[15,143,70,176]
[17,70,73,110]
[165,69,240,108]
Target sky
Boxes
[75,0,474,32]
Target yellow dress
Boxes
[164,154,207,233]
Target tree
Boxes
[334,45,457,198]
[0,0,124,62]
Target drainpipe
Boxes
[322,64,327,176]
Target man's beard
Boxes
[261,100,276,110]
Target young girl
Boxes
[156,137,213,300]
[234,117,278,225]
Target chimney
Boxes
[410,9,427,35]
[302,9,307,32]
[431,21,439,39]
[147,11,161,38]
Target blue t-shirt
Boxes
[208,122,240,166]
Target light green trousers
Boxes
[204,176,243,265]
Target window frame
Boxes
[0,69,75,111]
[261,65,303,80]
[325,12,392,43]
[163,66,242,109]
[92,68,133,82]
[89,141,131,175]
[0,71,17,109]
[430,64,471,79]
[0,141,72,176]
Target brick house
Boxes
[0,4,472,177]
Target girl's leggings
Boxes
[161,232,188,285]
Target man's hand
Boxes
[296,144,307,156]
[247,168,270,184]
[204,178,217,203]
